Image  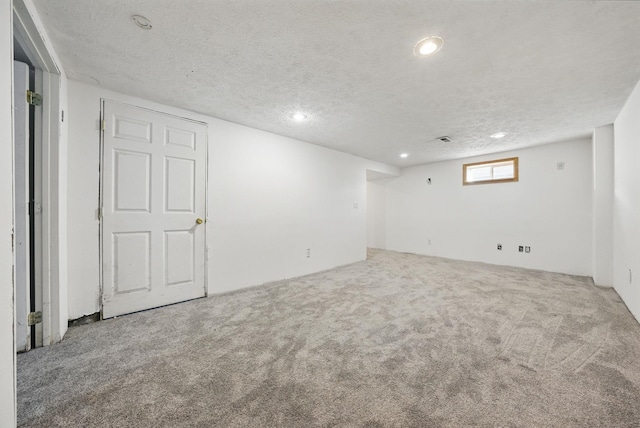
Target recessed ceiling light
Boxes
[292,112,307,121]
[132,15,152,30]
[490,132,507,139]
[400,153,409,158]
[413,36,444,56]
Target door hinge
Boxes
[26,90,42,106]
[27,200,41,216]
[27,311,43,326]
[97,207,103,220]
[101,119,106,131]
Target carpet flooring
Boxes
[17,249,640,427]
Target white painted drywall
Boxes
[592,125,614,287]
[55,73,69,341]
[366,180,387,249]
[0,0,16,424]
[65,82,101,319]
[385,139,593,276]
[65,80,399,318]
[613,80,640,322]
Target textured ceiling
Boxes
[31,1,640,167]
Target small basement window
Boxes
[463,157,518,185]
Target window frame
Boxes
[462,157,519,186]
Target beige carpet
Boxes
[17,249,640,427]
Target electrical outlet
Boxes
[557,162,565,170]
[353,202,359,209]
[306,249,311,258]
[428,239,431,245]
[497,244,502,250]
[525,246,530,253]
[518,246,524,252]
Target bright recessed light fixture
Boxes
[132,15,152,30]
[413,36,444,56]
[400,153,409,158]
[292,112,307,121]
[490,132,507,139]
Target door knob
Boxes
[196,218,204,225]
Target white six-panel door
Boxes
[101,101,207,318]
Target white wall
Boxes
[366,180,387,248]
[53,73,68,341]
[66,80,399,318]
[385,138,593,276]
[65,82,100,319]
[592,125,614,286]
[0,0,16,424]
[613,80,640,322]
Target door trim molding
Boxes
[13,0,67,345]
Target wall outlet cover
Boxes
[518,246,524,252]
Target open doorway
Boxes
[13,56,39,351]
[366,170,396,252]
[12,0,67,350]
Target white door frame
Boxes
[13,0,67,346]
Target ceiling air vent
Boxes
[437,136,452,143]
